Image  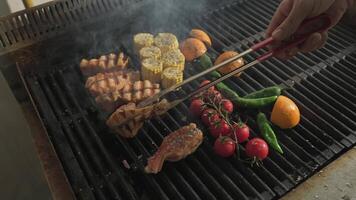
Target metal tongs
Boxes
[115,14,332,127]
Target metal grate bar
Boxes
[26,76,96,200]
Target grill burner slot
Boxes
[13,0,356,199]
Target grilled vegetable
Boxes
[199,54,221,79]
[161,67,183,89]
[231,123,250,143]
[257,112,283,154]
[162,49,185,71]
[216,83,278,108]
[214,51,244,77]
[190,99,205,117]
[271,96,300,129]
[209,119,231,138]
[154,33,179,53]
[189,29,212,47]
[134,33,154,52]
[180,38,207,61]
[199,80,215,91]
[220,99,233,114]
[214,136,236,158]
[244,86,285,99]
[199,54,277,108]
[141,58,163,83]
[201,108,220,126]
[139,46,161,60]
[245,138,269,160]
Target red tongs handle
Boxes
[251,14,332,61]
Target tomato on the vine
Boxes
[220,99,234,113]
[189,99,205,117]
[201,108,220,126]
[209,119,231,138]
[214,136,236,157]
[204,90,222,104]
[231,123,250,143]
[199,80,215,91]
[245,138,269,160]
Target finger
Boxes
[275,47,299,60]
[326,0,349,27]
[317,32,328,49]
[266,0,293,37]
[299,33,322,53]
[271,0,312,41]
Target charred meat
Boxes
[94,79,160,112]
[106,99,169,138]
[145,123,203,174]
[85,71,140,97]
[80,52,129,77]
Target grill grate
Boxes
[0,0,148,55]
[20,0,356,199]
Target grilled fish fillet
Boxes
[95,80,161,112]
[80,52,129,77]
[85,71,140,97]
[106,99,170,138]
[145,123,203,174]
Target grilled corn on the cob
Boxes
[161,67,183,89]
[139,46,161,60]
[134,33,154,52]
[141,58,163,83]
[162,49,185,71]
[154,33,179,53]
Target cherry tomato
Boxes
[245,138,269,160]
[214,136,236,157]
[220,99,234,113]
[209,119,231,138]
[231,123,250,143]
[204,90,222,105]
[201,108,220,126]
[199,80,215,91]
[190,99,205,117]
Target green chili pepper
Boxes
[199,54,222,80]
[199,54,278,108]
[235,96,278,108]
[257,112,283,154]
[216,83,277,108]
[244,86,286,99]
[216,82,239,99]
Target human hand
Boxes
[266,0,354,59]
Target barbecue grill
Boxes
[1,0,356,199]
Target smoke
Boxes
[129,0,210,37]
[44,0,212,66]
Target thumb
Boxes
[272,1,310,41]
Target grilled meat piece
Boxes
[85,71,140,97]
[106,99,169,138]
[145,123,203,174]
[95,80,160,112]
[80,52,129,77]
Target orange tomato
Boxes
[180,38,207,62]
[270,96,300,129]
[189,29,212,47]
[214,51,244,77]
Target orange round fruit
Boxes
[270,96,300,129]
[214,51,244,77]
[189,29,212,47]
[180,38,207,62]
